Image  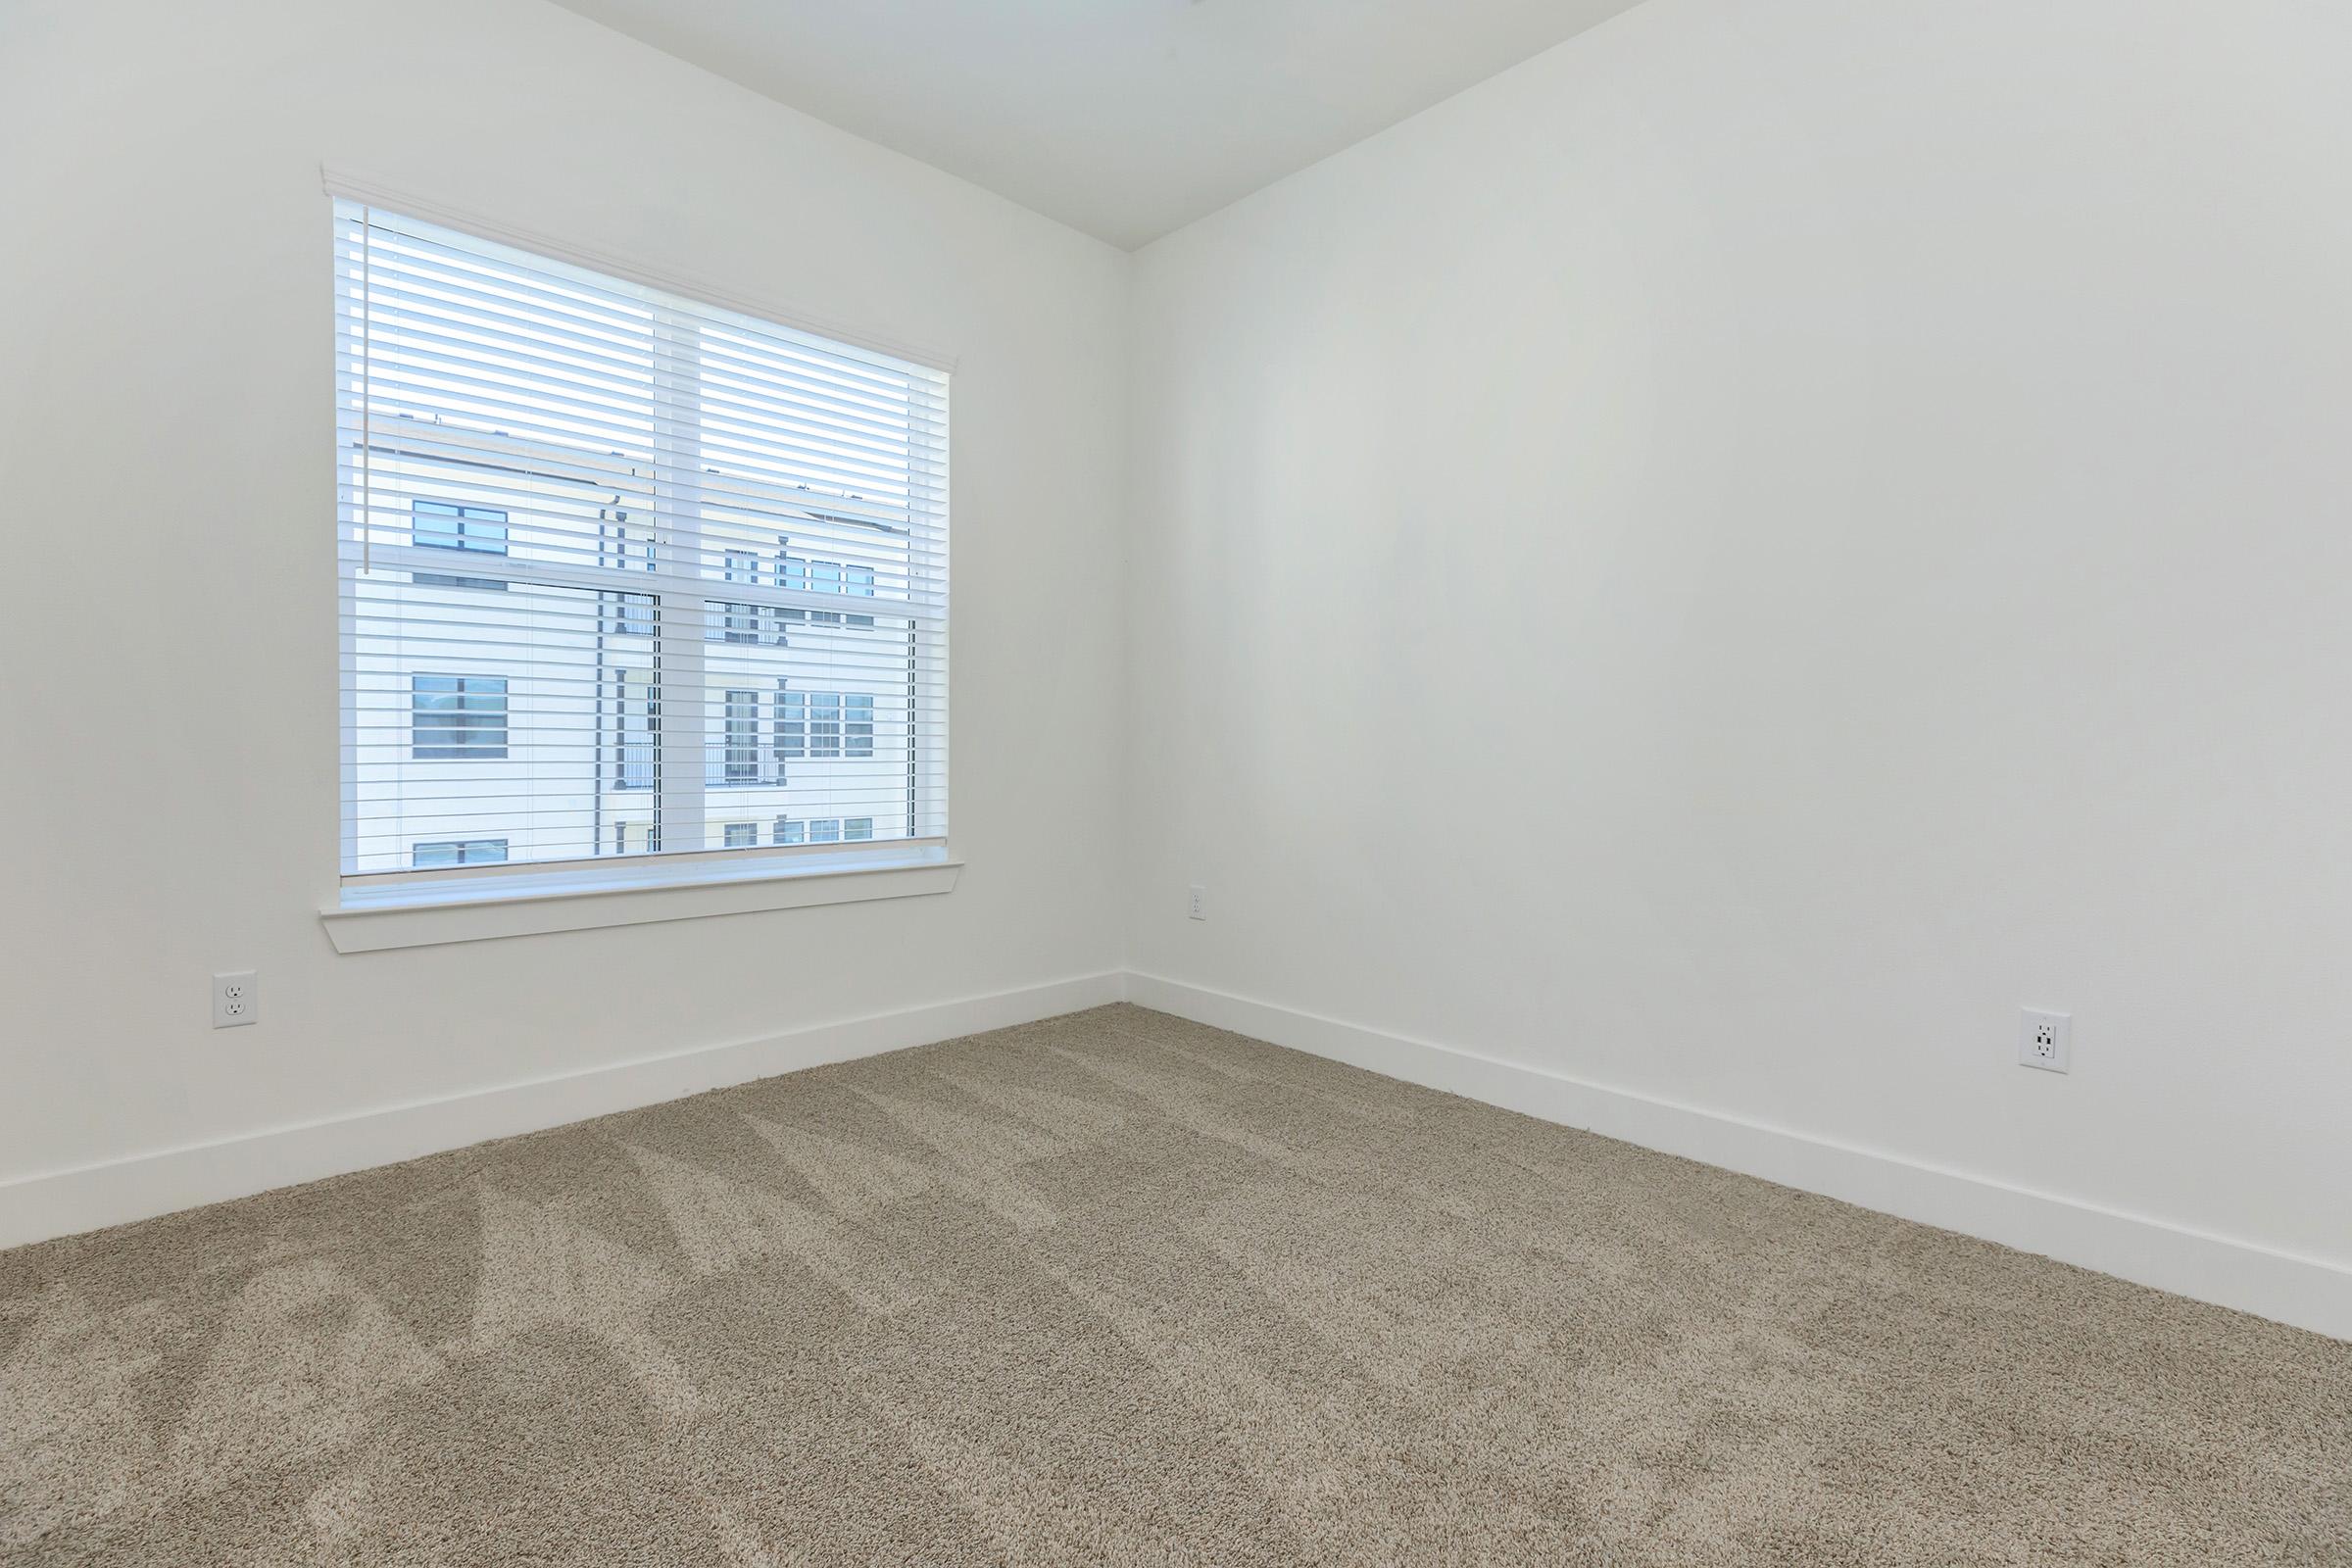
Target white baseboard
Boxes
[1125,971,2352,1343]
[12,966,2345,1344]
[0,971,1126,1251]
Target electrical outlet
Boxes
[213,971,258,1029]
[2018,1007,2070,1073]
[1188,885,1207,921]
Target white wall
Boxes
[0,0,1128,1197]
[1126,0,2352,1289]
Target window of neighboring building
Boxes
[809,693,843,759]
[413,500,508,554]
[600,514,656,634]
[720,551,761,643]
[846,694,874,760]
[774,817,863,845]
[776,689,806,762]
[412,501,511,590]
[413,839,509,867]
[722,821,757,849]
[722,689,760,783]
[411,675,508,760]
[602,588,655,637]
[774,687,872,763]
[614,667,656,790]
[807,560,843,627]
[777,553,878,629]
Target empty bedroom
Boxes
[1,0,2346,1562]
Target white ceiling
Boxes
[547,0,1645,250]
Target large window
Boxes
[336,201,949,880]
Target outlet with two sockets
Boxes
[213,971,258,1029]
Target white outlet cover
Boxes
[2018,1007,2071,1073]
[213,970,258,1029]
[1187,885,1207,921]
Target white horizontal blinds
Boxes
[335,200,949,877]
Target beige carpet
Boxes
[3,1004,2346,1566]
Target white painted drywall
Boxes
[1124,0,2352,1279]
[0,0,1128,1194]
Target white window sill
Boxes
[320,847,961,953]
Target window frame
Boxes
[719,550,761,644]
[331,187,954,927]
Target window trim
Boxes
[322,843,962,953]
